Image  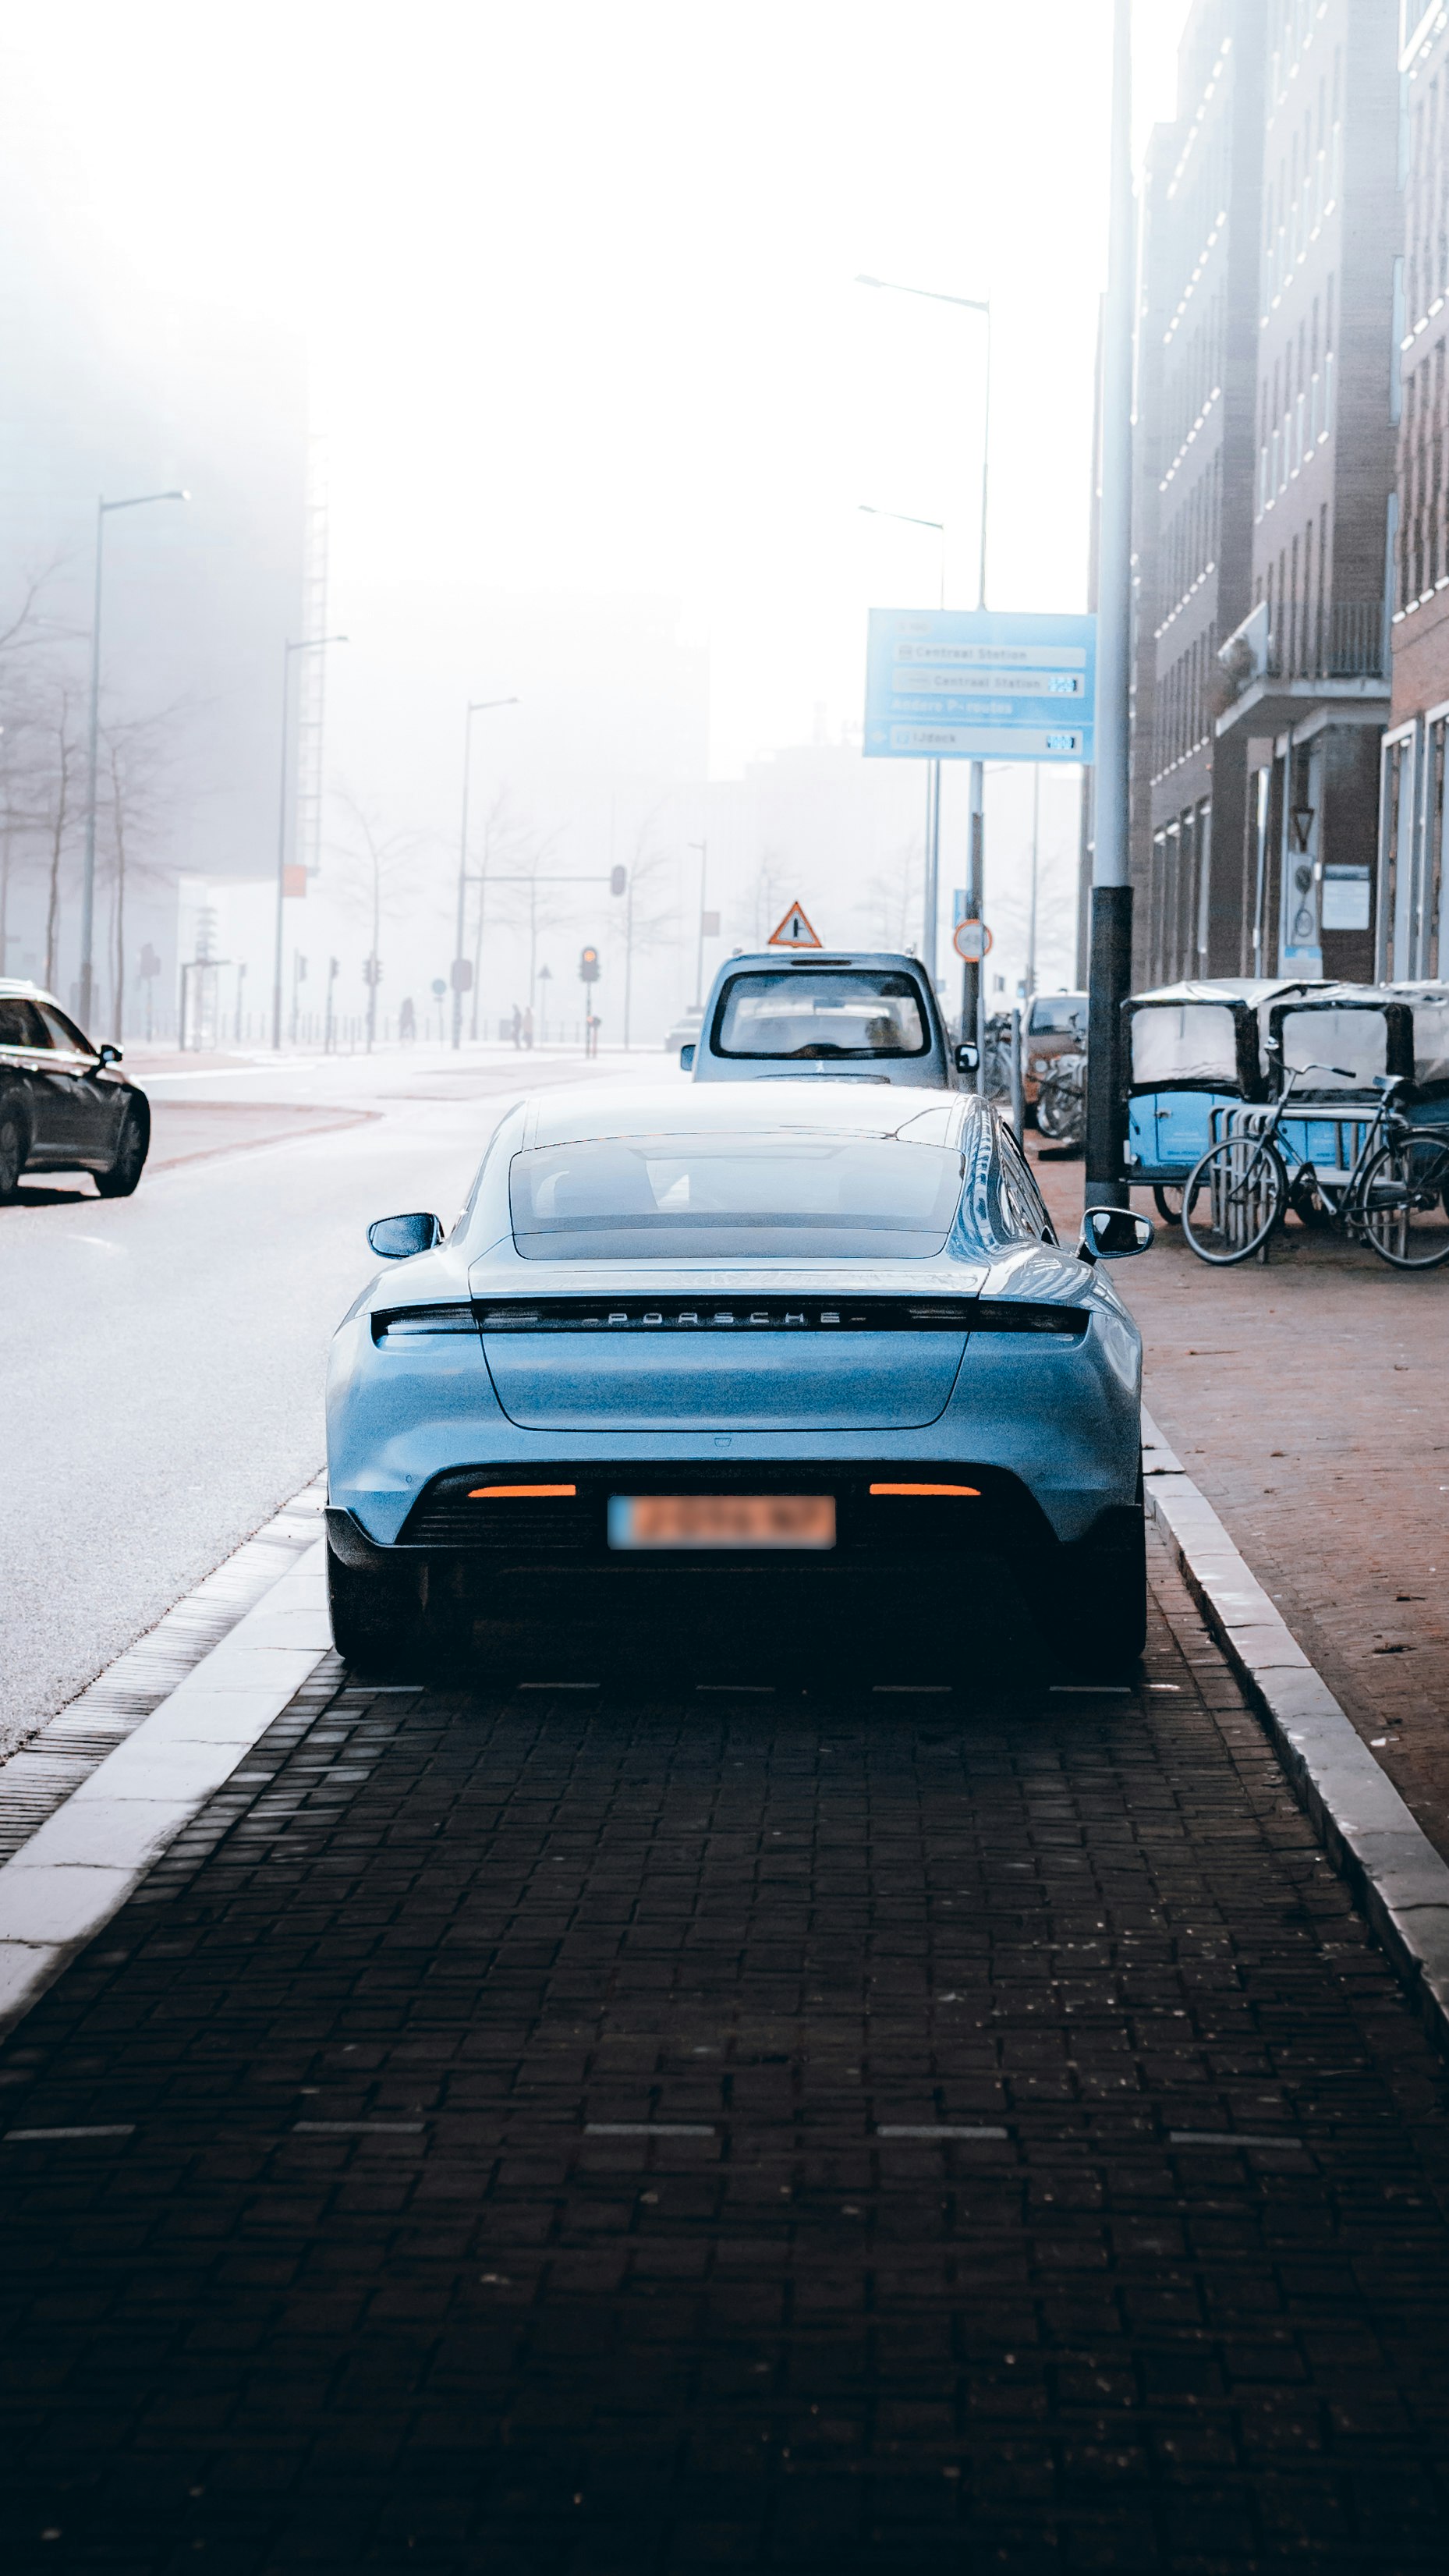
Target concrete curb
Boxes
[1143,1407,1449,2053]
[0,1538,334,2040]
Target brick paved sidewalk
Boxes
[1029,1140,1449,1874]
[3,1541,1449,2572]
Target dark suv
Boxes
[0,980,151,1199]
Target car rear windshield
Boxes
[712,969,929,1059]
[1027,996,1086,1036]
[508,1132,965,1261]
[0,998,52,1049]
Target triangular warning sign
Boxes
[767,900,822,950]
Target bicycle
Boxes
[1037,1050,1086,1150]
[1181,1064,1449,1270]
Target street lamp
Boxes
[856,273,992,1065]
[859,502,946,973]
[452,695,519,1050]
[80,488,188,1033]
[689,840,709,1008]
[271,633,346,1051]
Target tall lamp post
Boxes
[1084,0,1135,1207]
[80,488,188,1033]
[856,275,991,1067]
[272,632,346,1051]
[452,695,518,1050]
[859,503,945,972]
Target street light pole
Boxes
[452,695,518,1050]
[80,488,187,1033]
[859,503,945,976]
[856,276,990,1065]
[272,632,346,1051]
[1084,0,1135,1207]
[689,840,708,1008]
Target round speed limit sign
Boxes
[952,917,992,963]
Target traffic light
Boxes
[363,955,382,987]
[610,865,627,897]
[579,944,601,984]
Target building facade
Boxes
[1132,0,1401,986]
[1380,3,1449,980]
[1133,0,1265,988]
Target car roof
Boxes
[711,949,928,973]
[523,1080,980,1149]
[0,978,59,1005]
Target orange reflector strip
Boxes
[869,1482,980,1498]
[468,1483,577,1500]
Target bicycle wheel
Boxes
[1181,1136,1288,1265]
[1360,1132,1449,1269]
[1152,1182,1200,1227]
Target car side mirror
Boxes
[368,1211,443,1259]
[955,1042,979,1073]
[96,1043,122,1068]
[679,1043,696,1071]
[1079,1205,1154,1263]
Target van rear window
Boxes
[712,969,928,1060]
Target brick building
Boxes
[1380,3,1449,979]
[1132,1,1265,986]
[1131,0,1400,984]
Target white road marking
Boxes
[876,2124,1008,2140]
[4,2124,135,2141]
[585,2122,715,2136]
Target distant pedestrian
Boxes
[399,997,416,1043]
[585,1011,601,1059]
[522,1004,534,1050]
[509,1003,523,1050]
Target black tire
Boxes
[1057,1503,1146,1679]
[1360,1132,1449,1270]
[1181,1136,1287,1265]
[1151,1182,1201,1227]
[94,1106,149,1199]
[0,1094,27,1200]
[327,1541,417,1674]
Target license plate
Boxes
[607,1494,836,1550]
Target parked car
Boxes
[325,1079,1153,1683]
[0,980,150,1199]
[684,948,970,1087]
[1022,990,1088,1114]
[664,1004,703,1056]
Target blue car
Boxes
[325,1083,1152,1680]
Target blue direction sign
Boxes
[863,608,1096,764]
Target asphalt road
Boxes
[0,1043,661,1758]
[3,1532,1448,2573]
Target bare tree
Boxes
[751,847,792,944]
[488,828,570,1020]
[98,706,184,1036]
[329,788,433,1051]
[859,833,923,953]
[466,785,533,1040]
[610,819,679,1047]
[41,693,80,993]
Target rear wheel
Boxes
[1056,1503,1146,1680]
[1361,1133,1449,1269]
[1152,1182,1200,1227]
[94,1107,148,1199]
[1181,1136,1286,1264]
[0,1095,27,1200]
[327,1542,417,1674]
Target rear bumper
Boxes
[325,1467,1142,1613]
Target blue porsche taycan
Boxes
[325,1082,1152,1680]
